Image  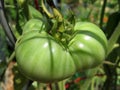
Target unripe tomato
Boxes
[23,19,45,34]
[68,22,108,71]
[15,30,76,83]
[15,21,108,83]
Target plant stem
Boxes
[103,61,115,66]
[58,80,66,90]
[103,61,120,68]
[99,0,107,28]
[107,22,120,55]
[37,82,41,90]
[13,0,23,35]
[7,51,15,63]
[41,0,53,18]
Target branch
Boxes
[103,61,120,68]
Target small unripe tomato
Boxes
[68,22,108,71]
[23,19,45,34]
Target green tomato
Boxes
[15,21,108,83]
[68,22,108,71]
[23,19,45,34]
[15,30,76,83]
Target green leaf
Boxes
[28,5,43,19]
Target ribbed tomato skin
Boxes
[15,22,108,83]
[68,22,108,71]
[15,31,76,83]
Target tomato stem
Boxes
[7,51,15,63]
[41,0,53,18]
[58,80,66,90]
[103,61,120,68]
